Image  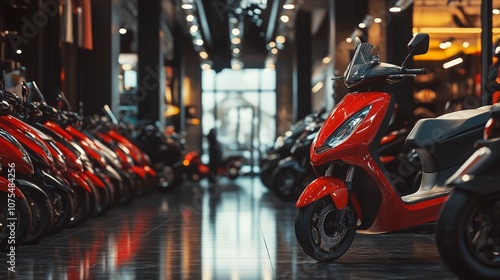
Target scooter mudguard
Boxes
[295,176,348,209]
[41,170,73,194]
[16,179,48,198]
[64,172,91,192]
[131,166,147,179]
[83,170,106,189]
[0,177,25,199]
[143,165,156,178]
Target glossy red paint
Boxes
[84,170,106,189]
[54,141,84,171]
[0,132,34,175]
[0,176,26,199]
[295,177,348,209]
[43,121,74,141]
[64,171,91,192]
[0,115,55,170]
[131,166,147,179]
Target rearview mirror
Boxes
[407,33,429,55]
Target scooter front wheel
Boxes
[435,189,500,279]
[295,196,357,261]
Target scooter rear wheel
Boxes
[272,167,301,202]
[295,196,357,261]
[435,189,500,279]
[24,188,54,244]
[0,193,32,250]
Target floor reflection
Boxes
[0,176,457,280]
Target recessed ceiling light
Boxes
[119,28,127,34]
[195,39,204,46]
[271,48,278,54]
[186,15,195,22]
[190,25,198,34]
[280,15,289,23]
[374,17,382,23]
[231,37,241,44]
[276,35,286,44]
[269,41,276,48]
[199,51,208,59]
[283,4,295,10]
[181,3,193,10]
[232,28,240,36]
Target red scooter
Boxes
[294,33,491,261]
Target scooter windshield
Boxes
[344,42,378,86]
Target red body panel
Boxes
[44,121,74,141]
[0,115,55,170]
[302,92,448,233]
[0,133,34,175]
[64,171,91,192]
[0,176,26,199]
[84,170,105,189]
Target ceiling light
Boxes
[283,4,295,10]
[494,8,500,15]
[231,37,241,44]
[122,64,133,71]
[358,22,366,29]
[181,3,193,10]
[463,41,470,48]
[232,64,242,70]
[322,56,331,64]
[16,49,22,55]
[190,25,198,34]
[269,41,276,48]
[276,35,286,44]
[346,37,353,43]
[186,14,195,22]
[201,63,212,71]
[389,7,402,13]
[271,48,278,54]
[195,39,204,46]
[374,17,382,23]
[443,57,463,69]
[199,51,208,59]
[280,15,289,23]
[232,28,240,36]
[119,28,127,35]
[312,81,324,94]
[233,48,240,54]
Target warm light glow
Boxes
[358,22,366,29]
[183,160,190,166]
[283,4,295,10]
[186,15,195,22]
[268,41,276,48]
[233,48,240,54]
[16,49,22,55]
[346,38,353,43]
[119,28,127,35]
[280,15,289,23]
[443,57,464,69]
[122,64,133,71]
[374,17,382,23]
[232,28,240,36]
[195,39,204,46]
[413,27,500,34]
[312,81,324,94]
[231,37,241,44]
[181,3,193,9]
[201,63,211,71]
[439,41,452,49]
[271,48,278,54]
[199,51,208,59]
[190,25,198,34]
[322,56,331,64]
[494,9,500,15]
[276,35,286,44]
[463,41,470,48]
[231,63,242,70]
[389,7,402,13]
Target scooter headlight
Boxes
[318,105,371,153]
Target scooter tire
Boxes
[435,189,500,280]
[295,196,357,261]
[0,193,32,250]
[24,188,54,245]
[50,189,73,234]
[68,187,90,227]
[271,167,302,202]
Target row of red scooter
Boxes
[0,74,156,250]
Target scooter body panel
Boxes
[0,129,34,174]
[295,176,349,210]
[0,176,25,199]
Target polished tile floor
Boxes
[0,176,457,280]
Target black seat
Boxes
[406,105,492,149]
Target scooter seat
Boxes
[406,105,492,149]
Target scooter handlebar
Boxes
[403,68,427,75]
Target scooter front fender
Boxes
[295,176,348,209]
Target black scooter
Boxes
[435,103,500,280]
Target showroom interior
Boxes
[0,0,499,279]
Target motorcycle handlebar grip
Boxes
[404,68,427,75]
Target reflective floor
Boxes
[0,176,457,280]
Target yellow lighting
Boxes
[271,48,278,54]
[494,9,500,15]
[201,63,211,71]
[280,15,289,23]
[122,64,133,71]
[413,27,500,34]
[312,81,324,94]
[199,51,208,59]
[346,38,353,43]
[183,160,190,166]
[358,23,366,29]
[322,56,331,64]
[181,3,193,10]
[231,37,241,44]
[463,41,470,48]
[233,48,240,54]
[186,15,195,22]
[268,41,276,48]
[232,63,242,70]
[374,17,382,23]
[276,35,286,44]
[195,39,204,46]
[283,4,295,10]
[232,28,240,36]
